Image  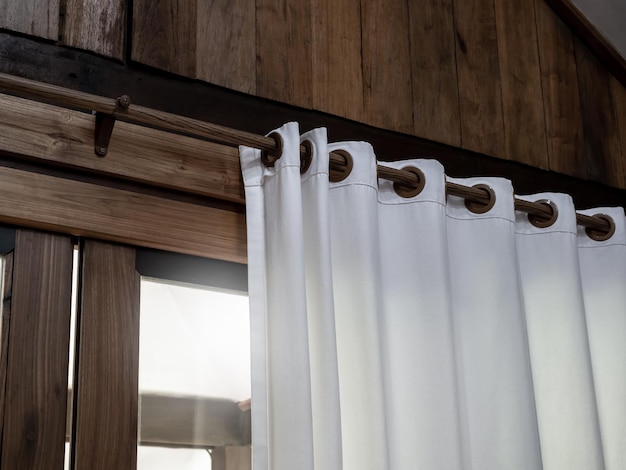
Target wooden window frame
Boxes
[0,81,251,469]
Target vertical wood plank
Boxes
[196,0,256,95]
[256,0,312,108]
[1,230,73,469]
[61,0,126,60]
[0,0,59,40]
[611,75,626,182]
[453,0,505,157]
[212,446,252,470]
[361,0,413,133]
[0,252,14,447]
[535,0,586,179]
[311,0,364,122]
[575,38,625,188]
[73,240,140,470]
[494,0,548,168]
[408,0,461,147]
[132,0,197,77]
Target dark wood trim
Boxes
[0,229,73,469]
[73,240,140,470]
[1,32,626,209]
[544,0,626,87]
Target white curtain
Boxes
[239,122,626,470]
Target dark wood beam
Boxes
[1,32,625,209]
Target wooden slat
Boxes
[575,38,625,188]
[67,392,250,447]
[535,0,586,179]
[0,252,13,447]
[196,0,256,94]
[0,165,247,263]
[1,230,73,469]
[140,394,247,447]
[0,93,245,204]
[132,0,197,77]
[61,0,125,59]
[311,0,363,122]
[0,0,59,40]
[611,75,626,176]
[212,446,252,470]
[408,0,461,147]
[256,0,312,108]
[73,240,139,470]
[494,0,548,168]
[361,0,413,133]
[453,0,505,157]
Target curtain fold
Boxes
[240,123,625,470]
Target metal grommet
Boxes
[300,140,313,174]
[393,166,426,198]
[528,199,558,228]
[329,150,353,183]
[261,132,283,167]
[586,214,616,242]
[465,184,496,214]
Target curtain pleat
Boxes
[240,123,624,470]
[377,160,463,470]
[326,140,388,470]
[578,207,626,470]
[515,193,604,469]
[445,177,543,470]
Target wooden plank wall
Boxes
[3,0,626,189]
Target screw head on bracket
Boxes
[116,95,131,110]
[95,146,108,156]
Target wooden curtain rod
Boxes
[0,72,614,238]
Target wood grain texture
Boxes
[0,93,245,204]
[0,165,247,263]
[132,0,197,77]
[453,0,505,157]
[73,240,139,470]
[311,0,363,121]
[575,38,625,188]
[494,0,548,168]
[408,0,461,147]
[535,0,586,179]
[361,0,413,133]
[611,75,626,171]
[1,230,73,469]
[0,0,59,40]
[212,446,252,470]
[196,0,255,94]
[256,0,312,108]
[0,251,13,448]
[62,0,125,59]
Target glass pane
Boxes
[137,277,250,470]
[65,246,80,470]
[138,447,211,469]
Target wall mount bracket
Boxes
[94,95,131,156]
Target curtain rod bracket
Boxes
[94,112,115,156]
[93,95,131,157]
